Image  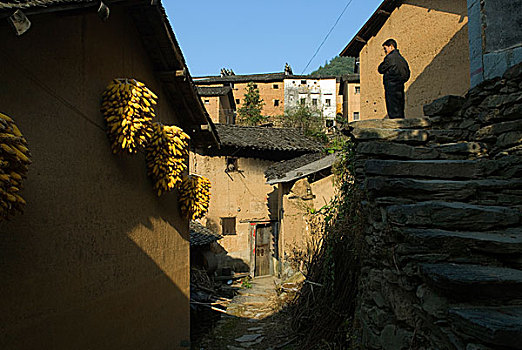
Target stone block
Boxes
[435,142,487,156]
[423,95,466,117]
[349,118,431,130]
[480,92,522,109]
[379,324,413,350]
[421,263,522,299]
[476,119,522,140]
[387,201,520,230]
[503,61,522,80]
[449,306,522,349]
[496,131,522,148]
[357,141,438,160]
[416,284,448,318]
[503,103,522,120]
[351,128,429,144]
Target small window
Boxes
[273,84,279,89]
[236,99,240,104]
[353,112,360,121]
[355,86,360,94]
[300,98,306,105]
[325,99,331,107]
[226,157,238,172]
[312,99,318,106]
[204,99,210,104]
[221,217,236,235]
[301,80,307,85]
[274,99,280,107]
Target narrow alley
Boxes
[197,276,297,350]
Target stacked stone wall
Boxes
[350,63,522,350]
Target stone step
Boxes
[449,306,522,349]
[420,263,522,299]
[348,118,431,130]
[387,201,521,231]
[401,228,522,255]
[366,177,522,204]
[362,157,522,179]
[350,128,429,144]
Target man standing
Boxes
[378,39,410,119]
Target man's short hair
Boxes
[382,39,397,48]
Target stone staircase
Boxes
[349,63,522,350]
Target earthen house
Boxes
[0,1,216,349]
[197,86,236,124]
[340,0,470,120]
[194,73,287,120]
[190,124,322,277]
[339,74,361,122]
[265,153,337,277]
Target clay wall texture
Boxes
[202,96,220,123]
[344,82,361,122]
[190,153,276,268]
[359,0,470,119]
[0,10,190,349]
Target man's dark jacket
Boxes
[378,49,410,85]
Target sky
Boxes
[164,0,383,77]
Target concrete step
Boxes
[449,306,522,349]
[421,263,522,299]
[366,177,522,204]
[387,201,521,231]
[402,228,522,255]
[362,157,522,180]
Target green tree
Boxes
[237,82,266,126]
[311,56,355,76]
[281,104,328,144]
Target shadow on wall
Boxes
[412,0,468,20]
[211,241,251,273]
[405,25,470,117]
[0,151,191,349]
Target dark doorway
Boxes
[254,224,272,277]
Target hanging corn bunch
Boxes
[145,122,190,196]
[0,112,31,220]
[101,78,157,154]
[179,174,211,220]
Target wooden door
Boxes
[255,224,272,276]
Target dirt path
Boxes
[196,276,296,350]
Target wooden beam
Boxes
[355,36,367,44]
[377,9,391,16]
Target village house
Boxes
[340,0,470,119]
[197,86,236,124]
[283,76,339,128]
[190,124,322,277]
[265,153,337,277]
[194,71,287,120]
[194,67,354,129]
[0,1,217,349]
[339,74,361,122]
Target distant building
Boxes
[339,74,361,122]
[195,67,349,130]
[197,86,236,124]
[194,72,287,119]
[340,0,470,119]
[283,76,338,127]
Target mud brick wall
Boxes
[349,62,522,350]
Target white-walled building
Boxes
[283,76,338,127]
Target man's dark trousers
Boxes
[384,81,405,119]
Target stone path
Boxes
[196,276,296,350]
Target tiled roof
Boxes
[0,0,92,10]
[214,124,323,153]
[190,221,221,247]
[265,152,325,181]
[265,153,337,184]
[197,86,232,97]
[194,73,339,84]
